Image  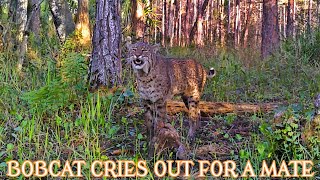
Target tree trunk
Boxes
[29,0,41,43]
[243,0,252,47]
[75,0,91,46]
[88,0,122,91]
[196,0,205,46]
[16,0,28,71]
[16,0,28,44]
[307,0,312,33]
[220,0,225,47]
[317,0,320,27]
[184,0,192,46]
[286,0,294,38]
[162,0,166,46]
[168,0,174,46]
[178,0,182,45]
[131,0,145,40]
[234,0,240,48]
[189,0,209,45]
[17,0,43,72]
[261,0,280,58]
[49,0,75,43]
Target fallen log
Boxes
[166,100,278,116]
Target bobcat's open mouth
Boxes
[133,59,144,66]
[131,56,150,73]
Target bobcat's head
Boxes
[127,42,159,74]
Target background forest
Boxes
[0,0,320,178]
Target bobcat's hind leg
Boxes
[186,95,201,143]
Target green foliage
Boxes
[22,37,88,115]
[283,30,320,66]
[260,104,313,160]
[22,80,70,114]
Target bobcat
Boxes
[127,42,215,151]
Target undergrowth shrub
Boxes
[283,30,320,66]
[22,37,88,115]
[260,104,317,160]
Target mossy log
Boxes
[166,100,278,116]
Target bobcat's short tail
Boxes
[208,67,216,78]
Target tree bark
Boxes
[16,0,28,71]
[307,0,312,33]
[168,0,174,46]
[131,0,145,40]
[286,0,294,38]
[189,0,209,45]
[17,0,43,72]
[29,0,41,42]
[316,0,320,27]
[16,0,28,44]
[243,0,252,47]
[261,0,280,58]
[88,0,122,91]
[49,0,75,43]
[162,0,167,46]
[234,0,240,48]
[75,0,91,46]
[184,0,192,46]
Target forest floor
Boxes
[0,34,320,179]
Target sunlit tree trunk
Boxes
[286,0,294,38]
[178,0,182,45]
[180,0,187,46]
[196,0,205,46]
[220,0,225,47]
[174,0,180,45]
[162,0,166,46]
[169,0,174,46]
[131,0,145,40]
[307,0,312,33]
[189,0,209,46]
[184,0,192,46]
[304,0,307,34]
[49,0,75,43]
[16,0,28,44]
[16,0,28,71]
[227,0,230,35]
[17,0,42,72]
[216,0,220,46]
[76,0,91,46]
[88,0,122,90]
[283,5,286,38]
[234,0,240,48]
[316,0,320,28]
[256,2,263,47]
[243,0,252,47]
[261,0,280,58]
[208,0,214,44]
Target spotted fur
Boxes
[127,42,215,143]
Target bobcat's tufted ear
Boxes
[152,44,160,53]
[127,43,134,50]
